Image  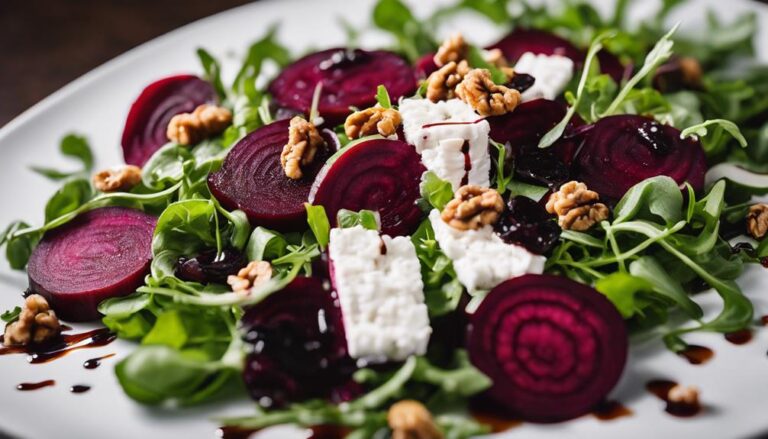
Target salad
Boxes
[2,0,768,437]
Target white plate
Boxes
[0,0,767,438]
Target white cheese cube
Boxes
[399,98,491,190]
[428,210,546,292]
[514,52,574,102]
[329,226,431,363]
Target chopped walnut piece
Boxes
[455,69,521,116]
[388,400,444,439]
[227,261,273,295]
[546,181,610,231]
[434,33,468,67]
[441,185,504,231]
[426,60,470,102]
[280,116,325,180]
[483,48,507,67]
[92,165,142,192]
[747,203,768,239]
[166,104,232,145]
[3,294,61,346]
[668,384,700,405]
[344,106,402,139]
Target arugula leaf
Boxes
[232,25,291,99]
[681,119,748,157]
[465,46,508,85]
[420,171,454,211]
[152,199,219,256]
[372,0,437,62]
[412,351,491,397]
[490,140,512,195]
[30,134,94,181]
[196,48,227,101]
[411,219,463,316]
[507,180,550,201]
[44,178,93,223]
[142,143,193,189]
[337,209,380,231]
[375,85,392,109]
[99,292,153,320]
[246,227,288,261]
[613,176,683,225]
[304,204,330,250]
[595,272,654,318]
[1,306,21,323]
[629,256,703,319]
[539,31,614,148]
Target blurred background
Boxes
[0,0,251,127]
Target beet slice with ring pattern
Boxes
[27,207,156,322]
[574,115,707,201]
[269,48,417,125]
[467,274,628,422]
[121,75,217,167]
[309,138,426,236]
[208,119,331,232]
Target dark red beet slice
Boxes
[268,48,417,125]
[121,75,217,167]
[415,52,439,79]
[208,119,330,231]
[487,98,584,165]
[574,115,707,201]
[309,139,426,236]
[241,276,353,407]
[27,207,156,322]
[467,274,628,422]
[488,28,625,82]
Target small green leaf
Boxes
[1,306,21,323]
[595,272,654,318]
[98,293,152,319]
[375,85,392,109]
[246,227,288,261]
[142,310,189,349]
[196,48,227,101]
[681,119,748,149]
[44,178,93,223]
[420,171,454,211]
[337,209,380,231]
[613,176,683,225]
[304,204,330,250]
[466,45,508,84]
[507,180,550,201]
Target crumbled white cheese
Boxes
[399,98,491,190]
[514,52,574,102]
[329,226,431,363]
[428,210,546,292]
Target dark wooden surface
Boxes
[0,0,252,128]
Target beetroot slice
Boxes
[208,119,330,232]
[574,115,707,201]
[27,207,156,322]
[121,75,217,167]
[488,28,625,82]
[467,274,628,422]
[241,276,353,407]
[269,48,417,125]
[415,53,439,79]
[309,139,426,236]
[487,98,584,165]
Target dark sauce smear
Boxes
[646,379,702,417]
[508,73,535,93]
[724,329,753,345]
[70,385,91,394]
[761,315,768,326]
[307,425,350,439]
[16,380,55,391]
[469,399,523,433]
[677,344,714,365]
[461,141,471,186]
[0,328,116,364]
[592,400,632,420]
[83,353,116,370]
[217,426,260,439]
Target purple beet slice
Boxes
[27,207,156,322]
[268,48,417,125]
[241,276,353,407]
[488,99,584,165]
[574,115,707,201]
[208,119,330,231]
[309,139,426,236]
[415,53,439,79]
[121,75,217,167]
[467,274,628,422]
[488,28,625,82]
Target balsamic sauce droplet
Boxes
[592,400,633,420]
[677,344,714,365]
[646,379,702,418]
[70,385,91,394]
[83,353,116,369]
[724,329,753,345]
[16,380,55,391]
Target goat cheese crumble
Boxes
[514,52,574,101]
[399,98,491,190]
[429,209,546,292]
[329,225,431,363]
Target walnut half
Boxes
[441,185,504,231]
[387,400,444,439]
[747,203,768,240]
[433,33,468,67]
[227,261,273,295]
[426,60,470,102]
[92,165,142,193]
[280,116,325,180]
[455,69,521,116]
[167,104,232,145]
[344,106,402,139]
[3,294,61,346]
[546,181,610,231]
